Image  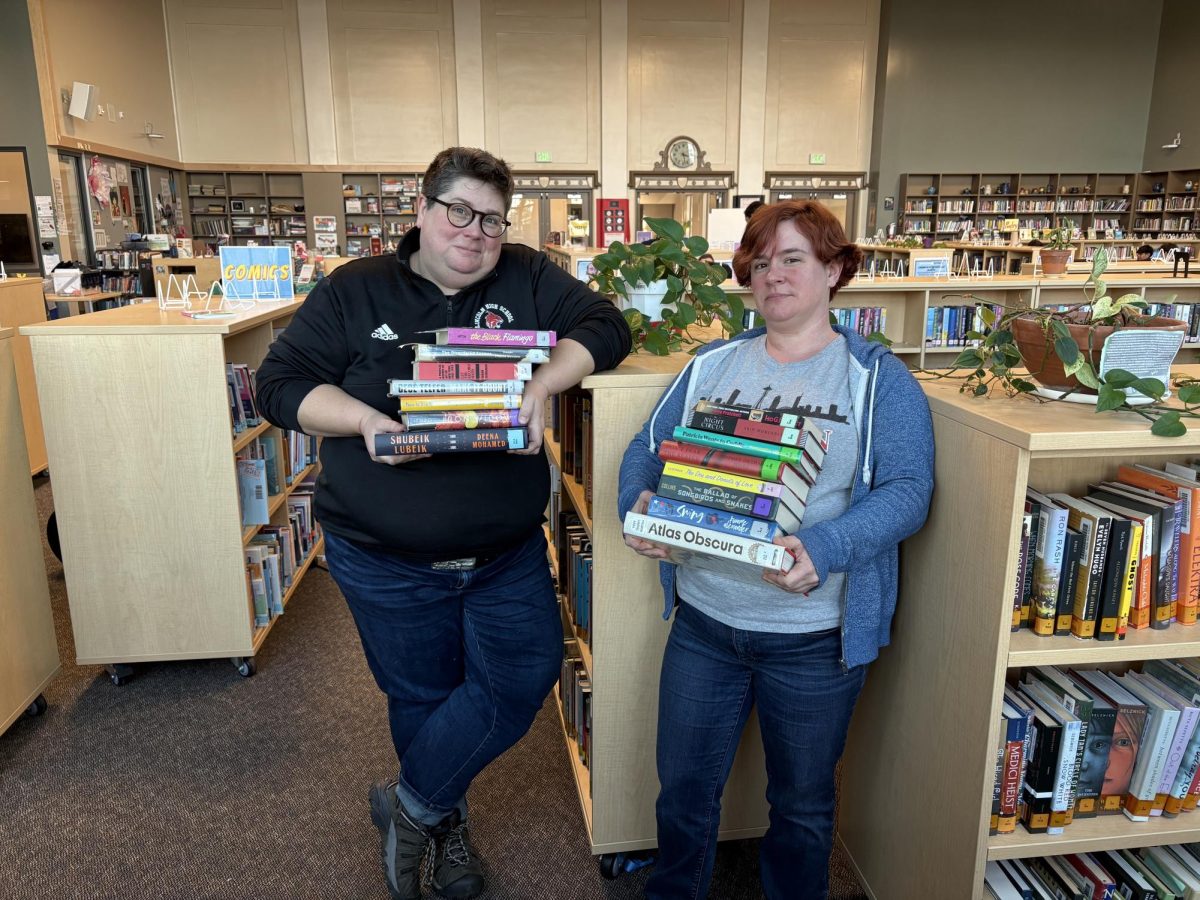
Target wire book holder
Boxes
[157,273,207,310]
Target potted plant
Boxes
[590,217,746,355]
[1037,227,1074,275]
[922,248,1198,436]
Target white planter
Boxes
[621,279,670,322]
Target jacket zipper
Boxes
[445,297,453,324]
[839,353,874,673]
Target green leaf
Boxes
[646,217,685,243]
[683,235,709,257]
[639,259,656,287]
[1091,296,1119,320]
[627,242,648,256]
[953,349,984,369]
[1091,248,1107,279]
[1178,384,1200,405]
[611,278,629,298]
[1011,378,1037,393]
[608,242,629,260]
[1074,361,1100,390]
[1151,411,1187,437]
[1102,368,1137,388]
[1054,336,1079,366]
[675,301,698,326]
[866,331,893,347]
[693,284,727,305]
[666,274,683,293]
[659,246,687,265]
[991,328,1013,346]
[593,252,618,270]
[726,293,745,325]
[1049,319,1071,340]
[978,306,996,328]
[621,308,643,331]
[1092,280,1106,303]
[1130,377,1166,400]
[1096,384,1126,412]
[619,263,640,285]
[973,384,989,396]
[642,328,670,355]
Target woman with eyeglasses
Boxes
[256,147,630,900]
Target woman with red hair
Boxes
[619,201,934,899]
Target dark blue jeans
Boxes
[323,529,561,826]
[646,602,867,900]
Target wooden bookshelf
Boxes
[837,364,1200,899]
[541,352,771,859]
[341,173,422,258]
[184,170,306,250]
[0,328,59,736]
[21,300,321,679]
[0,279,49,474]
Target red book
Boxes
[657,439,776,480]
[413,361,533,381]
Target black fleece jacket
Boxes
[255,229,631,559]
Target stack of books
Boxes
[374,327,556,456]
[622,399,827,581]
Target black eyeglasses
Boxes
[426,197,511,238]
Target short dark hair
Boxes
[1136,244,1154,256]
[743,199,765,221]
[422,147,514,210]
[733,200,862,296]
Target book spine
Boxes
[657,439,778,481]
[387,379,526,396]
[998,716,1025,833]
[693,399,801,428]
[1032,505,1068,636]
[661,461,783,498]
[1096,520,1130,640]
[1056,530,1083,635]
[657,474,779,519]
[442,327,556,347]
[645,495,782,541]
[413,344,552,363]
[400,409,522,431]
[1021,501,1042,626]
[672,426,802,464]
[688,410,803,449]
[373,428,527,455]
[398,394,524,411]
[412,361,532,381]
[622,511,793,571]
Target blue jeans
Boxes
[323,529,561,826]
[646,602,867,900]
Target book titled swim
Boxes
[646,495,782,541]
[410,344,552,364]
[623,511,794,573]
[373,428,528,455]
[398,394,524,412]
[412,361,533,381]
[387,379,526,396]
[400,409,522,431]
[422,327,556,348]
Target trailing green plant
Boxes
[916,247,1200,436]
[1041,226,1073,251]
[590,217,745,355]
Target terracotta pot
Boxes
[1010,316,1187,393]
[1039,249,1072,275]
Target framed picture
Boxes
[735,194,765,208]
[313,215,337,233]
[230,199,246,213]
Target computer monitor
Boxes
[0,214,37,267]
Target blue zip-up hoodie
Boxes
[617,324,935,668]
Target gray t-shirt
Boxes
[676,334,858,633]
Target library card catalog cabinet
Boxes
[0,327,59,734]
[22,301,323,683]
[550,347,770,855]
[837,367,1200,899]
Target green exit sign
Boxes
[535,151,552,163]
[809,153,826,165]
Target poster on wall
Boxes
[119,186,131,217]
[87,156,111,205]
[35,195,56,239]
[313,215,336,232]
[116,164,128,184]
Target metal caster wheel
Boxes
[598,854,622,880]
[598,851,655,880]
[106,663,134,686]
[232,657,256,678]
[24,694,48,717]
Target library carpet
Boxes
[0,478,868,900]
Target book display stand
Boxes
[21,301,323,684]
[0,328,59,736]
[838,366,1200,899]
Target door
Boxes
[507,190,592,250]
[129,167,151,234]
[635,190,729,240]
[55,153,91,263]
[771,190,856,234]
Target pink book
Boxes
[423,327,556,348]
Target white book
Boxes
[1117,671,1182,819]
[387,379,527,396]
[1130,670,1200,808]
[1027,488,1070,628]
[1169,844,1200,882]
[411,343,552,364]
[984,861,1025,900]
[1143,845,1200,898]
[622,511,795,582]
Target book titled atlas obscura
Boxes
[421,328,557,348]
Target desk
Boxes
[44,290,125,314]
[0,279,48,474]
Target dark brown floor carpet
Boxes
[0,477,868,899]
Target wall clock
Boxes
[653,135,711,172]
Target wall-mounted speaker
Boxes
[67,82,95,121]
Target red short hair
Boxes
[732,200,861,296]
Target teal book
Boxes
[671,426,803,464]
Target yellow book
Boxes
[660,461,780,499]
[398,393,523,412]
[1118,522,1142,638]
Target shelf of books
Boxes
[185,171,305,253]
[341,173,422,258]
[837,365,1200,899]
[21,299,322,680]
[538,351,774,855]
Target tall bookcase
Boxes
[837,368,1200,899]
[185,171,306,253]
[21,301,323,682]
[341,173,422,257]
[544,351,770,857]
[0,328,59,735]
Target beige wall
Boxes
[164,0,309,164]
[36,0,180,159]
